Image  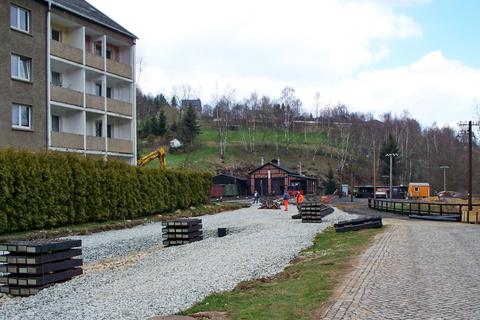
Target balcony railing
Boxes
[86,52,104,71]
[106,59,132,79]
[87,136,105,151]
[107,98,132,116]
[108,138,133,154]
[51,132,84,150]
[86,94,104,110]
[51,86,83,107]
[50,40,83,64]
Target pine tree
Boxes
[157,109,167,136]
[380,133,400,184]
[323,168,337,195]
[171,96,178,108]
[181,104,201,146]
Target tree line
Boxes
[137,86,479,194]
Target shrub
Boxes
[0,150,212,234]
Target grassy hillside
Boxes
[137,125,340,178]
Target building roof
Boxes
[249,161,317,180]
[49,0,137,39]
[409,182,430,186]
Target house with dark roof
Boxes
[249,159,318,196]
[1,0,137,164]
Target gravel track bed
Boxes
[0,206,355,320]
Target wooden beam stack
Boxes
[300,202,335,223]
[162,219,203,247]
[0,239,83,296]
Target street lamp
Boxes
[440,166,450,192]
[385,153,398,200]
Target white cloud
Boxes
[320,51,480,126]
[88,0,478,126]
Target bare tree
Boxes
[280,87,302,153]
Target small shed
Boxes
[211,174,249,197]
[408,183,430,199]
[249,160,317,196]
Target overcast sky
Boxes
[89,0,480,126]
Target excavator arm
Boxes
[137,147,167,168]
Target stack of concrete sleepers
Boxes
[0,239,82,296]
[334,216,382,232]
[301,202,335,223]
[162,219,203,247]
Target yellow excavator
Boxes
[137,147,167,168]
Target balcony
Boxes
[50,40,83,65]
[51,86,83,107]
[108,138,133,154]
[86,53,104,71]
[86,94,104,111]
[107,98,132,116]
[106,59,132,79]
[87,136,105,151]
[51,132,84,150]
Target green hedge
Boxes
[0,150,212,234]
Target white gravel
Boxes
[0,206,355,320]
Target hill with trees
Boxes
[136,87,479,195]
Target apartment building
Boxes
[1,0,137,164]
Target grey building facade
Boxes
[0,0,48,150]
[1,0,137,164]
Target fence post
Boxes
[428,203,431,215]
[459,204,463,216]
[440,204,443,216]
[409,202,412,215]
[418,203,421,215]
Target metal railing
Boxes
[368,198,480,216]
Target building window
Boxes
[95,120,102,137]
[106,87,112,99]
[107,124,113,138]
[106,48,114,60]
[10,5,30,33]
[52,115,60,132]
[11,54,31,81]
[94,43,102,56]
[95,83,102,96]
[51,71,62,87]
[12,103,31,129]
[52,29,62,42]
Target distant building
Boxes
[249,159,317,196]
[181,99,202,113]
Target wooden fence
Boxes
[368,198,480,216]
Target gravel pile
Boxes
[0,206,355,320]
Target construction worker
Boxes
[283,191,290,211]
[296,192,304,211]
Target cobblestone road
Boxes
[323,219,480,320]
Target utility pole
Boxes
[440,166,449,192]
[373,144,377,199]
[459,121,479,214]
[385,153,398,200]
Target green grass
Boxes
[197,127,328,146]
[181,227,384,320]
[0,202,248,242]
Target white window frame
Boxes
[10,4,30,33]
[11,54,32,82]
[12,103,32,130]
